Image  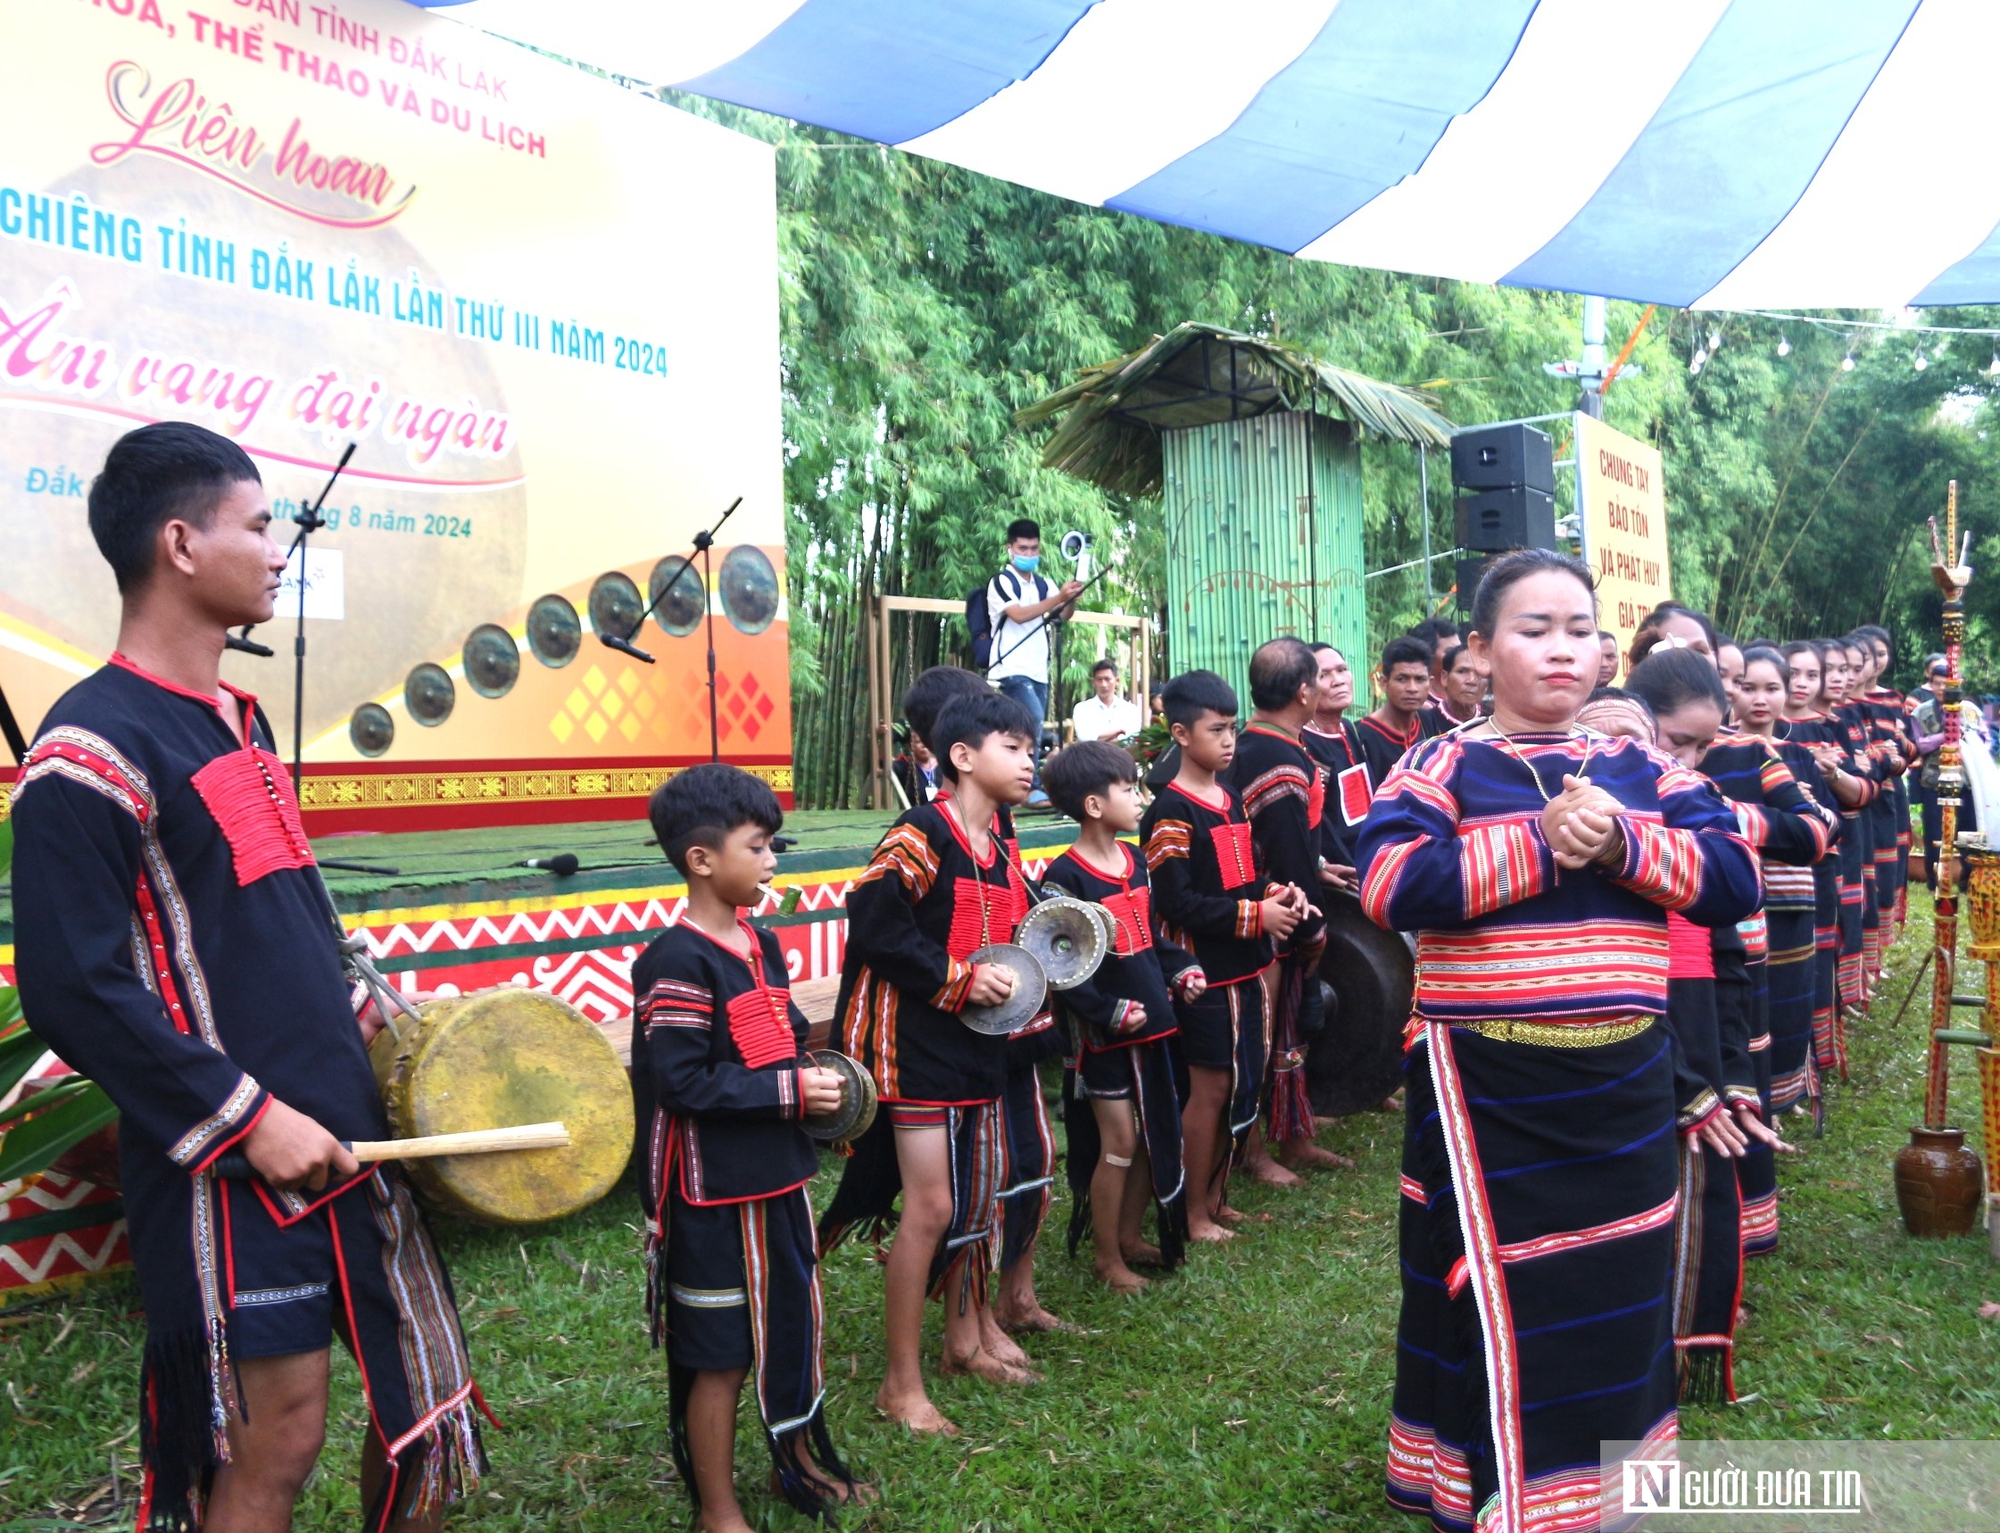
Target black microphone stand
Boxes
[597,496,741,762]
[237,443,356,793]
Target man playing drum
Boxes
[13,423,486,1533]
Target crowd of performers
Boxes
[5,418,1937,1533]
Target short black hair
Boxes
[1309,641,1343,660]
[1043,739,1139,821]
[1598,630,1617,643]
[1380,635,1433,677]
[1247,636,1317,710]
[88,421,262,594]
[1006,518,1041,544]
[1090,658,1118,677]
[932,690,1038,783]
[1626,645,1729,720]
[1408,616,1458,648]
[902,665,989,747]
[1746,636,1781,653]
[1160,669,1237,729]
[1441,642,1470,672]
[648,762,783,877]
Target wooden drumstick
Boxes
[210,1122,570,1180]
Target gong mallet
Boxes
[210,1121,571,1180]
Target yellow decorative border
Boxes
[300,763,794,811]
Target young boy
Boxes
[896,667,1068,1339]
[1140,671,1305,1242]
[1042,741,1200,1292]
[633,764,863,1531]
[12,422,484,1532]
[819,690,1044,1435]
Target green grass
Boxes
[3,891,1996,1531]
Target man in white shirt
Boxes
[1070,659,1141,743]
[987,517,1082,803]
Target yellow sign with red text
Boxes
[1575,414,1670,669]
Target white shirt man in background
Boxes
[988,516,1082,803]
[1070,659,1141,743]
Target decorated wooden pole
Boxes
[1926,483,1970,1127]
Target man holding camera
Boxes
[987,518,1083,804]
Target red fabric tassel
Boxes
[190,748,315,886]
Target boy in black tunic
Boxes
[819,690,1043,1434]
[1043,742,1199,1291]
[12,424,483,1533]
[633,764,863,1530]
[1139,671,1304,1243]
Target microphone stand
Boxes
[243,443,355,794]
[597,496,741,763]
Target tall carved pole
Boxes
[1926,482,1969,1127]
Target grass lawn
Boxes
[3,891,1996,1530]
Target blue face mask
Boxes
[1011,552,1040,574]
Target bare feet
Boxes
[1215,1204,1271,1224]
[996,1302,1076,1335]
[697,1508,755,1533]
[1122,1240,1163,1266]
[875,1385,959,1436]
[941,1345,1041,1385]
[1248,1157,1302,1188]
[977,1308,1034,1369]
[768,1464,880,1509]
[1094,1259,1149,1294]
[1187,1218,1235,1243]
[1276,1142,1353,1171]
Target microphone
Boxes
[226,630,275,657]
[600,632,655,664]
[770,835,796,853]
[520,853,580,876]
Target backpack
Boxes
[966,581,995,669]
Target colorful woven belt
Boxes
[1453,1015,1656,1048]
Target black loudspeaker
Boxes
[1451,423,1555,494]
[1455,556,1496,615]
[1456,486,1556,552]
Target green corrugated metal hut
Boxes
[1018,324,1450,695]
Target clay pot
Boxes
[1894,1126,1986,1237]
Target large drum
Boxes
[1305,889,1416,1118]
[369,987,633,1225]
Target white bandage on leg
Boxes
[1103,1153,1133,1168]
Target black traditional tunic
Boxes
[820,801,1022,1300]
[12,657,482,1533]
[630,920,852,1519]
[1139,779,1276,1144]
[1355,712,1426,791]
[1303,717,1370,870]
[1043,841,1196,1270]
[1228,720,1329,1140]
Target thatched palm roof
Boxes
[1016,322,1452,498]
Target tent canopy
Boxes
[414,0,2000,309]
[1016,323,1452,498]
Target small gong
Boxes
[649,556,706,637]
[589,571,644,641]
[960,943,1048,1036]
[462,624,521,699]
[405,662,456,727]
[526,594,581,668]
[718,545,779,635]
[349,702,395,758]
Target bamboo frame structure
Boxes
[865,595,1151,810]
[1927,480,1973,1127]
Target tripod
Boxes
[234,442,356,793]
[598,496,741,762]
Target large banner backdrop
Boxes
[0,0,788,829]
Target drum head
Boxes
[372,989,634,1226]
[960,943,1047,1035]
[1305,889,1415,1118]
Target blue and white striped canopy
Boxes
[412,0,2000,308]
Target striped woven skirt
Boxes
[1388,1021,1679,1533]
[1764,904,1819,1120]
[1719,949,1778,1259]
[1814,860,1846,1080]
[1837,811,1868,1010]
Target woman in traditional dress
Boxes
[1361,550,1760,1533]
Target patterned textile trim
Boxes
[639,978,713,1030]
[1740,1191,1779,1257]
[1416,920,1668,1013]
[232,1282,329,1307]
[930,957,975,1013]
[1457,816,1551,919]
[1677,1088,1723,1132]
[1454,1015,1655,1049]
[1232,899,1262,940]
[1616,815,1728,911]
[1141,820,1189,871]
[1722,1085,1761,1108]
[1427,1021,1526,1533]
[1517,1466,1610,1533]
[1386,1414,1472,1523]
[169,1076,268,1170]
[1172,967,1205,1002]
[670,1285,748,1307]
[857,825,939,898]
[16,728,157,821]
[1238,763,1310,817]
